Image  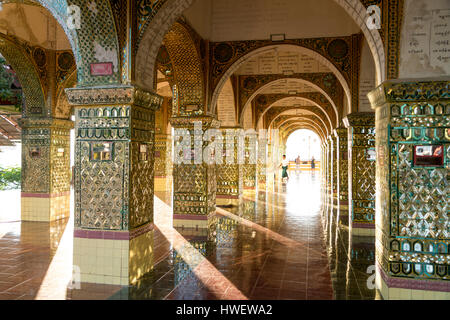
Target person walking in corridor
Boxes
[279,154,289,183]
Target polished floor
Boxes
[0,171,377,300]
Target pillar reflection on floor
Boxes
[1,172,380,300]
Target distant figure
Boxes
[295,155,301,173]
[279,154,289,183]
[311,157,315,170]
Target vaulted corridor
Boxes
[0,0,448,302]
[0,172,379,300]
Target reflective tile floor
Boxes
[0,172,377,300]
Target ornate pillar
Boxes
[20,118,73,222]
[170,116,219,231]
[67,86,162,285]
[335,127,349,226]
[154,97,172,192]
[243,131,258,193]
[343,112,376,236]
[326,136,333,202]
[331,134,338,205]
[257,135,268,199]
[369,80,450,300]
[321,143,327,189]
[216,127,244,206]
[154,133,172,192]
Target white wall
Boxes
[359,39,376,112]
[217,78,237,126]
[399,0,450,78]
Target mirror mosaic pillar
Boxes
[243,131,258,194]
[216,127,244,207]
[67,86,162,285]
[369,80,450,300]
[20,118,73,222]
[335,127,349,227]
[169,116,219,232]
[343,112,376,237]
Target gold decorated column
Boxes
[334,127,349,226]
[67,86,162,286]
[154,98,172,192]
[216,127,244,206]
[170,116,220,231]
[20,118,73,222]
[369,80,450,300]
[243,131,258,193]
[343,112,375,236]
[257,135,268,199]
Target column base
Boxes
[216,195,242,207]
[21,192,70,222]
[173,214,217,230]
[73,223,154,286]
[376,263,450,300]
[350,222,375,236]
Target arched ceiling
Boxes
[0,2,71,50]
[184,0,360,41]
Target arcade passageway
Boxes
[0,0,448,301]
[0,172,377,300]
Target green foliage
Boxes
[0,167,21,190]
[0,56,22,112]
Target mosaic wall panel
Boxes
[0,35,47,117]
[129,105,155,229]
[369,80,449,281]
[50,124,72,194]
[38,0,121,86]
[344,113,376,227]
[135,0,168,48]
[22,127,50,193]
[75,106,130,230]
[164,22,205,116]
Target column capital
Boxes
[368,79,449,109]
[343,112,375,128]
[169,115,220,129]
[19,117,74,130]
[333,127,346,138]
[65,85,163,111]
